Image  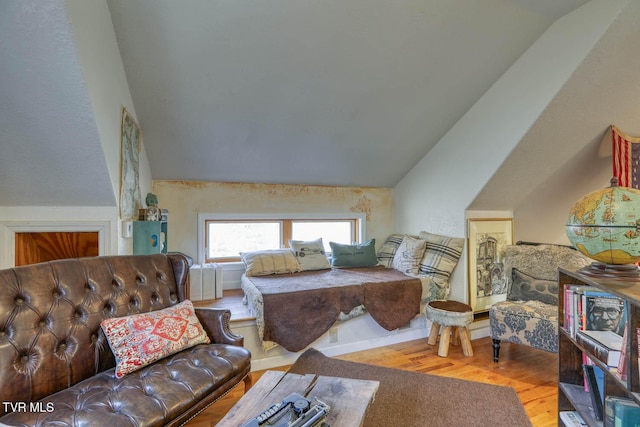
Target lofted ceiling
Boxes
[107,0,589,188]
[0,0,589,206]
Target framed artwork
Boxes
[468,218,514,314]
[119,107,142,220]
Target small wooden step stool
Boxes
[426,300,474,357]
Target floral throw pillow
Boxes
[101,300,210,378]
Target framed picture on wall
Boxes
[468,218,514,314]
[119,107,142,220]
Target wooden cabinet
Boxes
[133,221,167,255]
[558,268,640,425]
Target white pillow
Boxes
[289,238,331,271]
[392,235,428,275]
[240,249,302,276]
[418,231,464,286]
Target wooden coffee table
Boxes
[217,370,379,426]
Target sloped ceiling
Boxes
[0,0,588,206]
[0,1,114,206]
[107,0,586,188]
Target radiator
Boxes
[189,263,223,301]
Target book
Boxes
[605,396,624,427]
[613,398,640,427]
[637,328,640,387]
[564,284,574,335]
[575,329,623,367]
[583,364,603,420]
[567,285,606,338]
[582,292,626,337]
[559,410,588,427]
[617,323,628,381]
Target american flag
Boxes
[610,125,640,189]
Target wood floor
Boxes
[188,296,559,426]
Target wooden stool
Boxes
[426,300,474,357]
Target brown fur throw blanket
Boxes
[246,266,422,351]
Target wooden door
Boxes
[15,232,99,266]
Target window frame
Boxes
[197,213,366,264]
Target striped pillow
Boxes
[377,234,408,268]
[418,231,464,286]
[240,249,302,276]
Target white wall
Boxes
[393,0,627,305]
[66,0,152,254]
[152,181,394,263]
[0,1,153,264]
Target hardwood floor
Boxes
[185,327,558,426]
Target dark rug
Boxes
[288,348,532,427]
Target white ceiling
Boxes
[0,0,588,206]
[106,0,588,188]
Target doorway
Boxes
[15,231,99,266]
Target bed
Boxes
[242,266,446,352]
[240,234,462,352]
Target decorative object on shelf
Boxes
[144,192,161,221]
[467,218,513,314]
[119,107,142,220]
[609,124,640,189]
[566,178,640,277]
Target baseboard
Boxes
[249,328,430,371]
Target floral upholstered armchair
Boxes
[489,243,591,362]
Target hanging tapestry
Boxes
[609,125,640,189]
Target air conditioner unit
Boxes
[189,263,223,301]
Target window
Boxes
[202,215,363,263]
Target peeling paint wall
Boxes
[152,181,394,260]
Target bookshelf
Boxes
[558,267,640,426]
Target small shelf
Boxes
[559,382,602,427]
[557,268,640,425]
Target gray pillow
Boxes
[507,269,558,305]
[504,244,591,283]
[330,239,378,268]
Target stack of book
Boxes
[563,284,626,339]
[604,396,640,427]
[575,329,622,368]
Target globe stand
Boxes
[579,262,640,279]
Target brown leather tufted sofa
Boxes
[0,254,251,427]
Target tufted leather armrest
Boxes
[168,253,190,301]
[195,307,244,346]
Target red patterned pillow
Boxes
[101,300,210,378]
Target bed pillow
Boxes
[330,239,378,268]
[392,235,427,275]
[240,249,302,276]
[376,234,405,268]
[418,231,464,286]
[100,300,210,378]
[289,238,331,271]
[507,268,558,305]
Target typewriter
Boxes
[241,392,330,427]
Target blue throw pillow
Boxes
[330,239,378,268]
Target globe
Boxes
[566,178,640,266]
